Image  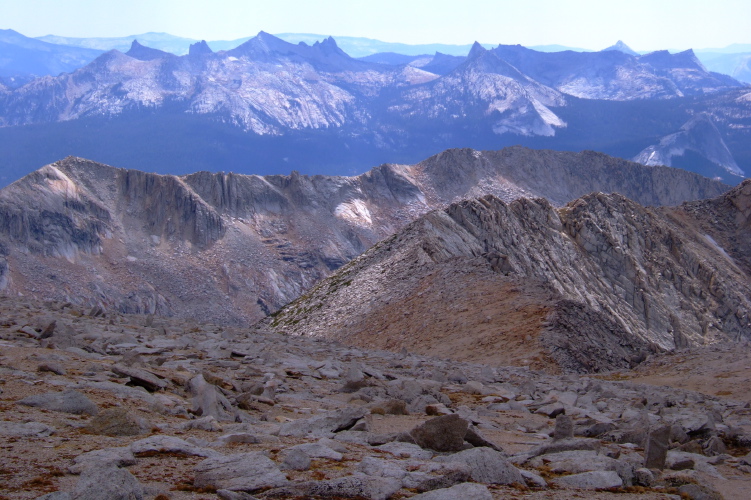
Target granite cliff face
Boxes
[263,182,751,373]
[634,113,743,177]
[0,148,728,325]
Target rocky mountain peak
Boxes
[124,39,172,61]
[675,48,707,70]
[467,41,487,59]
[313,36,342,52]
[602,40,639,56]
[228,31,362,72]
[229,30,292,59]
[639,49,706,71]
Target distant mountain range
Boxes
[24,30,751,82]
[0,30,749,187]
[36,32,198,55]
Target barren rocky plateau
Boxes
[2,295,751,500]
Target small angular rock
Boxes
[71,464,144,500]
[435,447,524,484]
[84,408,149,436]
[278,406,367,437]
[306,474,402,500]
[0,421,55,437]
[677,483,724,500]
[281,448,311,471]
[644,425,670,470]
[554,414,574,440]
[634,467,655,486]
[554,470,623,490]
[194,452,289,492]
[409,482,493,500]
[288,442,343,460]
[38,362,66,375]
[188,374,234,421]
[70,447,137,474]
[18,390,98,415]
[130,435,220,458]
[408,414,469,452]
[375,441,434,460]
[111,364,168,392]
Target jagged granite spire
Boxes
[467,41,487,59]
[189,40,213,57]
[125,40,171,61]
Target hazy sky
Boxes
[2,0,749,51]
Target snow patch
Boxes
[334,199,372,225]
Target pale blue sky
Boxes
[2,0,749,51]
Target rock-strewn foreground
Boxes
[0,147,727,325]
[1,296,751,499]
[261,180,751,373]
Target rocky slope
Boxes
[0,295,749,499]
[261,181,751,373]
[0,148,728,326]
